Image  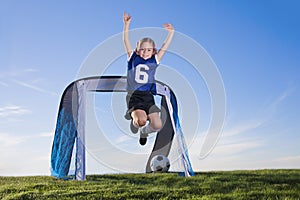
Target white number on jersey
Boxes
[135,64,149,84]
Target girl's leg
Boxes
[140,112,162,134]
[131,110,162,146]
[131,109,147,127]
[148,112,162,131]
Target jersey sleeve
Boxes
[127,51,136,62]
[155,54,160,65]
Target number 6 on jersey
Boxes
[135,64,149,84]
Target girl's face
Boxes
[138,42,155,60]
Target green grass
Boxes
[0,169,299,199]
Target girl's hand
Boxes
[163,23,174,32]
[123,12,132,25]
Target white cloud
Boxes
[0,105,31,118]
[0,81,9,87]
[188,116,300,171]
[0,68,57,96]
[187,118,267,171]
[0,131,54,176]
[221,120,264,137]
[190,134,263,160]
[269,87,295,111]
[190,119,265,160]
[210,139,263,157]
[23,68,38,73]
[12,79,58,96]
[37,132,54,138]
[0,131,53,148]
[0,68,37,78]
[273,155,300,163]
[0,133,25,147]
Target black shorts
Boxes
[125,91,160,120]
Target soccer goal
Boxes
[50,76,194,180]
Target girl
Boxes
[123,12,174,145]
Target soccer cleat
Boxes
[130,120,139,134]
[139,133,148,145]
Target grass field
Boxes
[0,169,299,199]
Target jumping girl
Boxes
[123,12,174,145]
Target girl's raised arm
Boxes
[157,23,174,62]
[123,12,133,57]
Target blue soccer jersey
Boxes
[127,51,159,93]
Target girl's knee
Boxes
[148,113,162,131]
[152,120,162,131]
[132,110,147,127]
[136,118,147,127]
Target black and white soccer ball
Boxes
[150,155,170,172]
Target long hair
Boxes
[135,37,157,55]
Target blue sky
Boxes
[0,0,299,175]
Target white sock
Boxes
[132,120,139,128]
[140,124,159,135]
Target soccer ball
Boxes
[150,155,170,172]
